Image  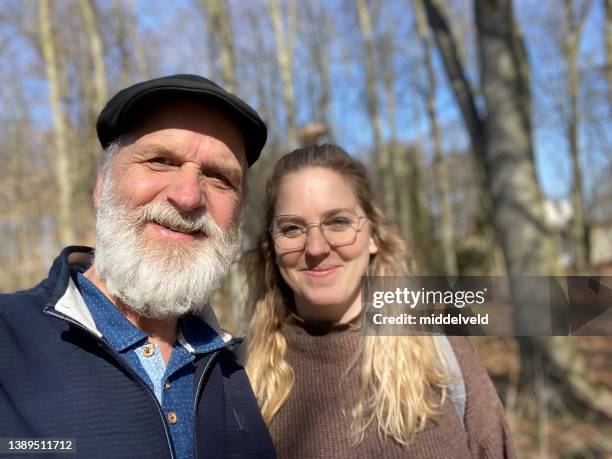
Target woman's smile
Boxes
[301,266,340,277]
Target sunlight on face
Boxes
[92,102,246,319]
[273,167,378,324]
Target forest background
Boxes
[0,0,611,457]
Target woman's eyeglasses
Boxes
[270,208,367,251]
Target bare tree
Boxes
[422,0,612,418]
[474,5,572,391]
[606,0,612,100]
[406,142,438,270]
[268,0,298,149]
[200,0,237,93]
[356,0,394,218]
[78,0,109,227]
[424,0,547,373]
[128,0,149,81]
[114,0,132,87]
[0,100,49,290]
[375,11,414,239]
[199,0,247,330]
[422,0,556,273]
[415,1,499,276]
[562,0,592,271]
[301,0,333,135]
[414,0,458,275]
[79,0,108,112]
[476,0,558,276]
[114,0,150,85]
[38,0,75,247]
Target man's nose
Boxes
[165,168,204,211]
[304,226,331,257]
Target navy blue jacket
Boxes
[0,247,276,459]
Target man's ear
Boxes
[92,171,104,208]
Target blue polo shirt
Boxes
[75,272,225,459]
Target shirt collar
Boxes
[178,313,225,354]
[76,272,225,354]
[76,272,146,352]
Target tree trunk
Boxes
[422,0,504,277]
[422,0,559,277]
[441,0,468,71]
[115,0,149,82]
[378,28,403,233]
[475,0,587,394]
[476,0,561,314]
[79,0,108,112]
[414,0,457,275]
[422,0,485,162]
[563,0,591,271]
[268,0,298,150]
[114,0,131,87]
[356,0,394,218]
[129,0,149,80]
[39,0,75,247]
[605,0,612,101]
[309,5,332,137]
[379,32,406,235]
[200,0,237,93]
[394,146,412,243]
[424,0,562,386]
[7,118,30,282]
[199,0,243,331]
[79,0,109,241]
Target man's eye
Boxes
[207,173,234,189]
[148,157,174,166]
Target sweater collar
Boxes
[284,310,361,336]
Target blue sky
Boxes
[2,0,609,202]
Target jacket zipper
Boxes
[192,349,220,459]
[45,309,175,459]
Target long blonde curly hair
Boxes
[242,144,450,446]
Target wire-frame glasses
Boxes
[270,208,367,251]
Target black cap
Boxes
[96,74,267,167]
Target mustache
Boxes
[133,201,216,235]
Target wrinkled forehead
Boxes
[121,98,247,167]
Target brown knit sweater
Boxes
[268,318,516,459]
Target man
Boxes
[0,75,275,459]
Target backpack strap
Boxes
[435,336,466,427]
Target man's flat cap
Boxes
[96,74,267,167]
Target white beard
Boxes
[93,174,242,319]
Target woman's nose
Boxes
[304,226,331,256]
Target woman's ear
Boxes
[368,235,378,255]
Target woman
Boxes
[242,144,514,458]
